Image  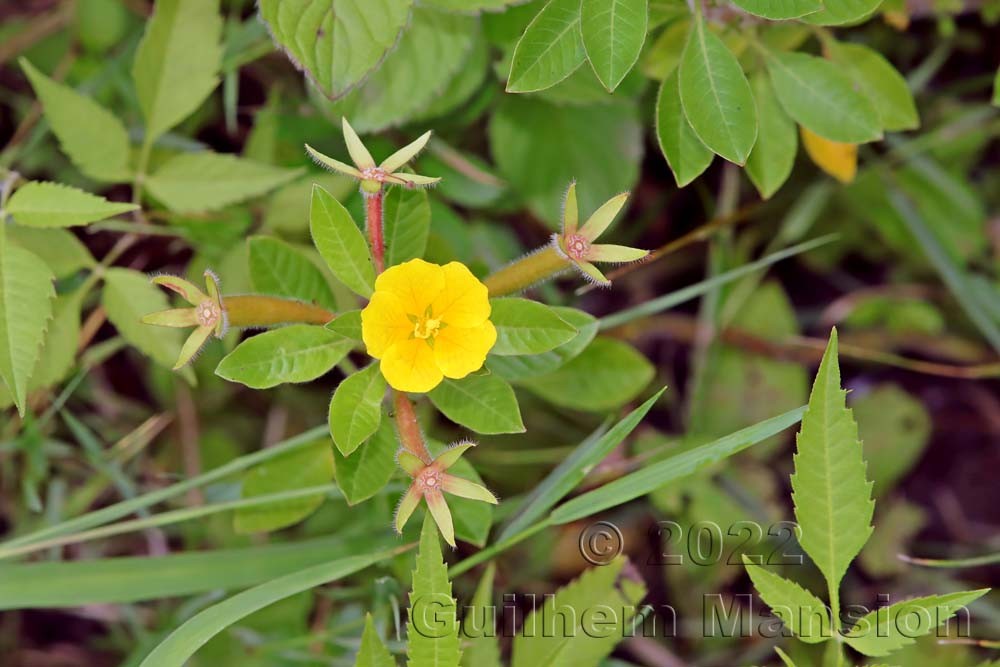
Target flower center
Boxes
[417,468,441,491]
[360,166,389,183]
[413,316,441,340]
[196,299,221,327]
[563,233,591,260]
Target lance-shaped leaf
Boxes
[329,364,386,456]
[580,0,648,92]
[488,298,577,355]
[745,72,796,198]
[730,0,821,19]
[655,70,713,187]
[383,188,430,267]
[248,236,338,310]
[334,419,397,505]
[507,0,586,93]
[428,374,525,435]
[216,325,353,389]
[790,329,874,594]
[356,614,395,667]
[310,185,376,298]
[825,41,918,132]
[678,14,757,165]
[406,514,461,667]
[844,589,990,657]
[743,557,831,643]
[6,182,137,228]
[802,0,882,25]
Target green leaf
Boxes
[428,373,525,435]
[791,329,874,593]
[326,309,363,343]
[138,548,399,667]
[511,558,646,667]
[146,152,301,213]
[489,298,577,355]
[384,187,431,267]
[460,564,501,667]
[0,245,55,415]
[677,15,757,164]
[310,184,376,298]
[520,337,653,412]
[501,388,665,540]
[216,325,352,389]
[551,405,804,523]
[407,514,461,667]
[766,51,882,144]
[488,307,599,380]
[655,69,713,187]
[319,8,477,133]
[329,364,387,456]
[853,384,931,498]
[745,72,797,199]
[6,181,136,228]
[102,268,187,375]
[27,290,84,392]
[7,226,93,279]
[258,0,413,100]
[802,0,882,25]
[0,529,398,609]
[334,419,397,505]
[490,96,642,226]
[825,41,918,132]
[730,0,821,19]
[19,59,131,182]
[580,0,648,92]
[133,0,223,142]
[424,0,520,9]
[743,557,830,643]
[506,0,585,93]
[845,589,990,657]
[356,614,396,667]
[233,439,334,533]
[248,236,338,310]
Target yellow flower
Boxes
[361,259,497,393]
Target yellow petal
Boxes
[801,127,857,184]
[433,320,497,379]
[432,262,491,327]
[380,338,443,393]
[361,291,412,359]
[374,258,444,316]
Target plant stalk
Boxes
[393,391,432,464]
[365,190,385,273]
[483,245,569,297]
[223,295,335,327]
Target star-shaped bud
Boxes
[551,182,649,286]
[305,118,441,194]
[394,441,497,548]
[141,270,227,369]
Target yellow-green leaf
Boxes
[6,181,137,228]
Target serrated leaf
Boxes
[133,0,223,142]
[766,51,882,144]
[319,8,476,133]
[7,226,93,279]
[520,336,653,412]
[790,329,874,593]
[428,373,525,435]
[216,325,352,389]
[580,0,648,92]
[844,589,990,657]
[102,268,187,376]
[6,181,137,228]
[745,72,796,198]
[334,419,397,505]
[355,614,396,667]
[19,59,131,182]
[730,0,821,19]
[310,185,375,298]
[655,69,713,187]
[743,557,830,643]
[28,290,84,393]
[488,298,577,355]
[678,15,757,165]
[329,364,387,456]
[384,187,430,267]
[506,0,585,93]
[487,307,598,380]
[234,439,334,533]
[460,564,501,667]
[248,236,338,310]
[258,0,413,100]
[0,245,55,415]
[825,41,918,132]
[802,0,882,25]
[407,514,460,667]
[511,558,646,667]
[146,152,301,213]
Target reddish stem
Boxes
[366,190,385,274]
[393,391,432,464]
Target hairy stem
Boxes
[224,295,335,327]
[365,190,385,274]
[483,245,569,297]
[393,391,432,464]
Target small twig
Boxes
[175,385,204,507]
